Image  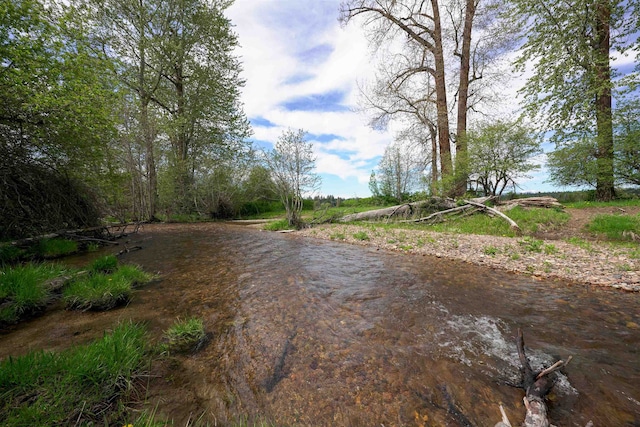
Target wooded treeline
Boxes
[0,0,278,240]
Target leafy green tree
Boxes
[265,129,321,228]
[614,99,640,186]
[1,0,117,236]
[467,120,542,196]
[151,0,251,213]
[506,0,639,201]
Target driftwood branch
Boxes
[510,329,574,427]
[463,200,522,234]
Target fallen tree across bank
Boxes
[335,197,563,234]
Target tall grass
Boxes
[161,317,208,354]
[587,214,640,241]
[412,206,569,237]
[37,238,78,257]
[0,322,148,426]
[0,263,67,324]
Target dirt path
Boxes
[296,207,640,292]
[536,206,640,241]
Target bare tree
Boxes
[341,0,453,179]
[341,0,514,196]
[373,139,428,202]
[360,45,439,191]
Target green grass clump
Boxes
[264,218,291,231]
[63,265,150,311]
[90,254,119,274]
[587,214,640,241]
[63,273,132,311]
[0,263,67,325]
[353,231,370,241]
[0,322,147,426]
[161,317,207,354]
[36,238,78,257]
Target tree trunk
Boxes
[453,0,477,197]
[431,0,452,180]
[594,0,615,202]
[138,0,158,220]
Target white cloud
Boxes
[227,0,392,197]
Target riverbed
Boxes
[1,223,638,426]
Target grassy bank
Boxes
[0,322,148,425]
[1,256,152,326]
[0,263,68,324]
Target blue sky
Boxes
[226,0,636,198]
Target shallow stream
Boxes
[1,223,638,426]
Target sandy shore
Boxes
[295,224,640,292]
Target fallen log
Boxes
[497,197,564,211]
[402,204,478,223]
[337,198,462,222]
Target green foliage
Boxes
[505,0,637,200]
[161,317,207,354]
[483,246,499,256]
[519,236,544,253]
[37,238,78,257]
[423,206,568,237]
[0,245,24,265]
[547,138,599,188]
[467,119,541,196]
[0,322,147,426]
[90,255,119,274]
[0,263,66,325]
[265,129,321,227]
[587,214,640,241]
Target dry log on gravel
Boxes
[497,197,563,211]
[338,198,457,222]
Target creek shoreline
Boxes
[294,224,640,292]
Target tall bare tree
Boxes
[341,0,453,180]
[341,0,513,196]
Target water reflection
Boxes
[2,223,639,426]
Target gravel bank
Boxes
[295,224,640,292]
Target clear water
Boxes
[1,223,638,426]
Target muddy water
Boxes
[1,223,639,426]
